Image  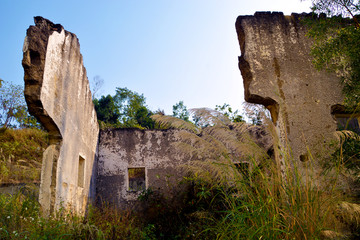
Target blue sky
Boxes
[0,0,311,115]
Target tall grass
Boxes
[180,153,344,239]
[205,158,343,239]
[151,108,351,239]
[1,111,359,239]
[0,190,151,239]
[0,188,104,239]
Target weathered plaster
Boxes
[236,12,343,162]
[22,17,99,215]
[96,128,188,208]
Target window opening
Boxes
[78,156,85,188]
[128,167,146,191]
[331,104,360,134]
[335,116,360,134]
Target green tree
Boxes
[0,80,39,129]
[306,0,360,187]
[215,103,244,123]
[134,106,155,129]
[93,87,155,129]
[114,87,155,129]
[309,0,360,19]
[93,94,120,126]
[305,0,360,109]
[172,101,190,121]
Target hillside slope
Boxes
[0,128,48,183]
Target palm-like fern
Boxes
[151,108,272,187]
[151,108,343,239]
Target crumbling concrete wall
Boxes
[22,17,99,215]
[236,12,343,162]
[96,128,188,208]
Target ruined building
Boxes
[96,128,190,208]
[22,17,191,214]
[22,13,349,215]
[23,17,99,215]
[236,12,346,163]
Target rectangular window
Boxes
[128,167,146,191]
[335,116,360,134]
[78,156,85,188]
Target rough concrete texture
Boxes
[236,12,343,162]
[96,128,188,208]
[22,17,99,215]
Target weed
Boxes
[0,191,106,239]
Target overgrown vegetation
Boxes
[93,87,156,129]
[4,2,360,234]
[1,107,360,239]
[0,191,112,239]
[0,128,48,183]
[0,79,40,130]
[92,82,248,130]
[151,108,359,239]
[305,0,360,109]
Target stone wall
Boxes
[96,128,188,208]
[236,12,343,162]
[22,17,99,215]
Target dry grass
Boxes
[151,108,356,239]
[0,128,48,183]
[1,108,359,239]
